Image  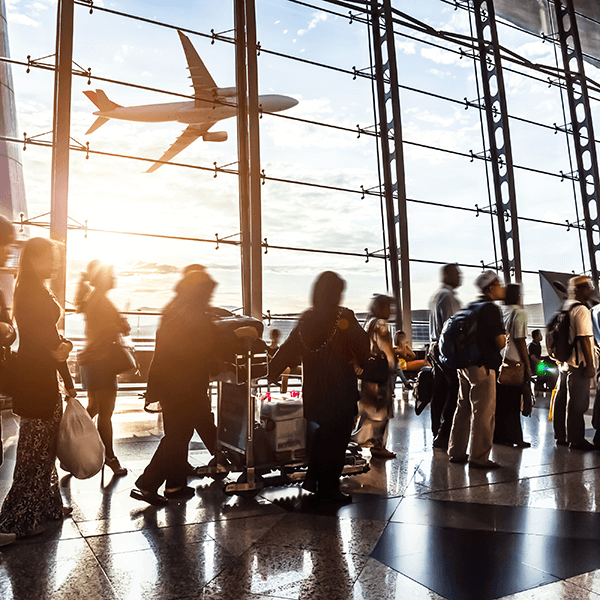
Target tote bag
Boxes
[56,398,105,479]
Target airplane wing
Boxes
[178,30,217,106]
[146,123,213,173]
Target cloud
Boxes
[421,46,466,67]
[396,41,416,55]
[7,13,40,26]
[298,12,327,35]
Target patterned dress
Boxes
[0,279,72,537]
[0,404,63,535]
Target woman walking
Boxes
[352,295,397,458]
[0,238,76,539]
[76,261,130,476]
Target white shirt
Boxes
[429,284,461,341]
[564,299,594,369]
[502,304,527,363]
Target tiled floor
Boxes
[1,388,600,599]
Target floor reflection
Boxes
[0,389,599,599]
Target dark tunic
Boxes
[268,306,369,497]
[269,307,370,424]
[12,280,73,420]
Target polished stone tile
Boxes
[372,522,560,600]
[497,579,600,599]
[350,556,446,600]
[0,538,118,600]
[96,540,236,600]
[568,569,600,596]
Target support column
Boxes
[472,0,522,284]
[246,0,262,321]
[234,0,252,316]
[553,0,600,287]
[50,0,74,315]
[370,0,411,340]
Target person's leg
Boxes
[467,366,496,465]
[193,392,217,455]
[430,347,448,436]
[313,418,354,500]
[136,403,191,493]
[95,389,117,459]
[566,368,591,445]
[435,367,459,447]
[592,387,600,449]
[494,382,510,443]
[553,370,568,444]
[447,369,472,460]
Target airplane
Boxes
[84,30,298,173]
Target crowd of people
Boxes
[0,222,598,545]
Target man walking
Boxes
[447,270,505,469]
[428,263,462,450]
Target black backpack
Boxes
[414,366,433,415]
[546,303,582,363]
[438,302,485,369]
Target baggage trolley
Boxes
[195,341,369,497]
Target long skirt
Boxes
[352,379,393,449]
[0,402,63,537]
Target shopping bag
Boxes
[56,398,105,479]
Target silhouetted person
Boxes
[494,283,531,447]
[428,263,462,450]
[269,271,369,505]
[131,268,257,505]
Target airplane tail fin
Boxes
[85,117,109,135]
[83,89,122,112]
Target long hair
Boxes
[504,283,522,306]
[74,259,102,312]
[14,237,57,315]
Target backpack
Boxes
[546,303,582,363]
[414,366,433,415]
[438,302,485,369]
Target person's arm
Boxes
[268,326,302,383]
[579,336,595,378]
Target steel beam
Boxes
[234,0,252,316]
[246,0,262,321]
[370,0,411,340]
[50,0,74,315]
[553,0,600,287]
[472,0,522,284]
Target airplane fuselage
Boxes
[93,94,297,125]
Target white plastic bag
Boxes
[56,398,105,479]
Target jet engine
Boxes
[202,131,227,142]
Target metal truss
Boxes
[472,0,522,284]
[553,0,600,287]
[370,0,411,339]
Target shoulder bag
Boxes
[498,309,526,386]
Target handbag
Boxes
[79,336,138,376]
[56,398,105,479]
[497,358,526,386]
[358,352,389,384]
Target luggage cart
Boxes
[195,342,370,497]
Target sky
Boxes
[3,0,599,325]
